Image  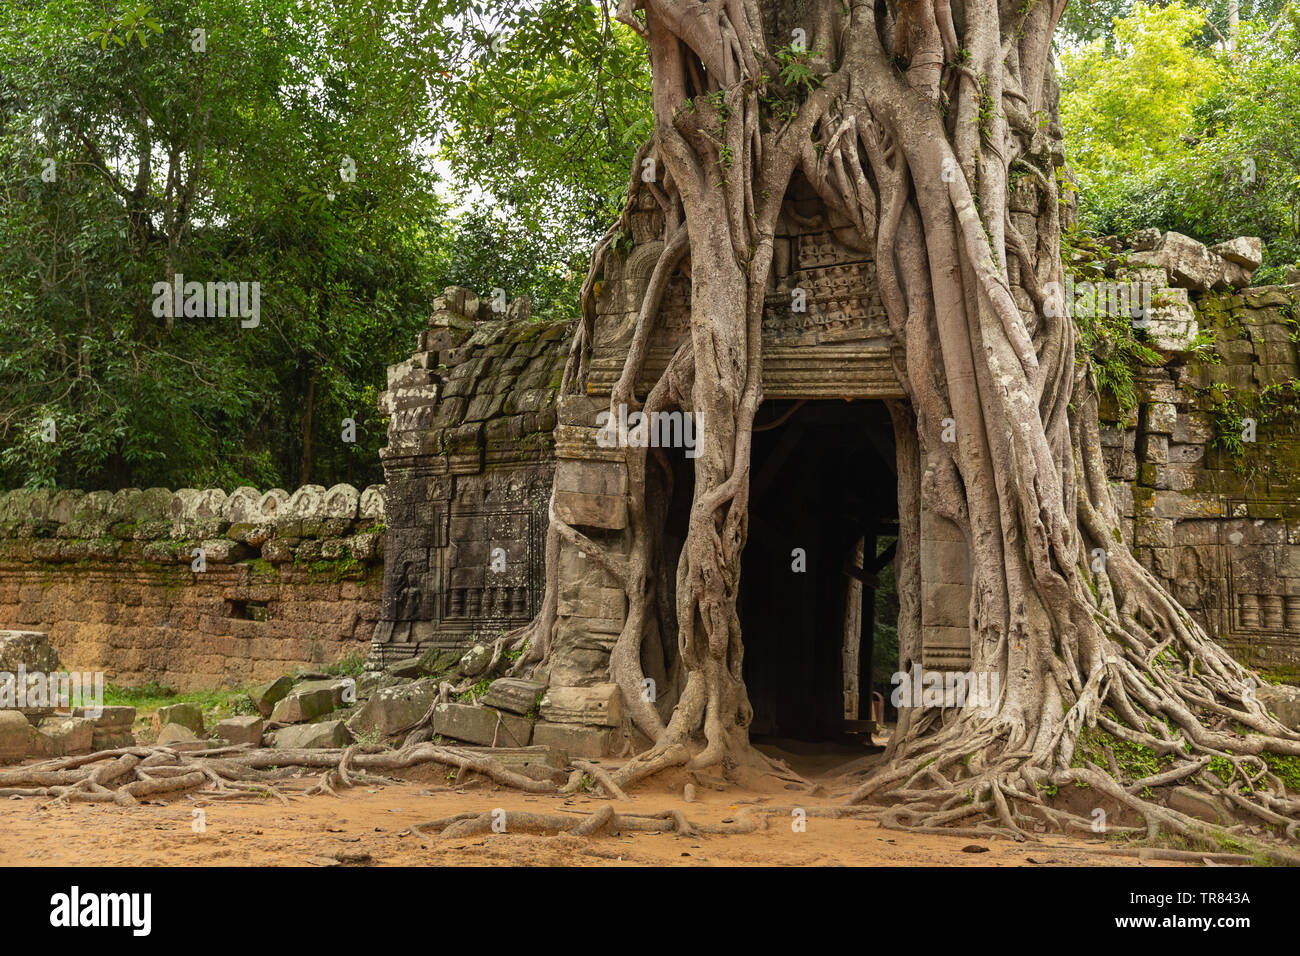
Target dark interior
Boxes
[739,399,898,742]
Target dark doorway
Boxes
[739,399,898,742]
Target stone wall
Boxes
[373,231,1300,753]
[0,484,386,690]
[1099,274,1300,675]
[369,287,569,669]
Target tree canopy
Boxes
[2,0,1298,491]
[0,0,646,491]
[1062,0,1300,278]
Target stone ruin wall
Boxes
[1100,281,1300,678]
[368,224,1300,752]
[4,239,1300,717]
[369,287,569,670]
[0,484,386,690]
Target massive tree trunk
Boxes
[512,0,1300,851]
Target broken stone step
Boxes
[271,719,353,749]
[347,679,438,738]
[482,678,545,715]
[211,715,265,746]
[152,702,205,736]
[248,675,294,717]
[432,703,533,748]
[538,684,623,727]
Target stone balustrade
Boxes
[0,484,388,691]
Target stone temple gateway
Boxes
[373,182,1300,755]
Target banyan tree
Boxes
[500,0,1300,853]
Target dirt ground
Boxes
[0,743,1188,867]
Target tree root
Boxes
[0,740,561,807]
[410,804,876,842]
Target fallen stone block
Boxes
[433,703,533,747]
[1257,684,1300,731]
[1131,232,1228,292]
[0,710,39,763]
[1126,227,1161,251]
[483,678,545,715]
[272,719,353,749]
[356,672,405,699]
[532,721,611,758]
[458,645,494,677]
[153,702,204,736]
[539,683,623,727]
[453,745,570,783]
[346,679,437,738]
[384,647,463,681]
[1209,236,1263,271]
[248,675,294,717]
[34,716,95,757]
[211,715,265,746]
[270,679,350,723]
[72,706,139,751]
[384,659,427,680]
[156,722,199,747]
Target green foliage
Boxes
[88,1,163,49]
[1262,752,1300,791]
[0,0,455,490]
[1072,724,1174,795]
[1065,234,1164,413]
[103,681,256,719]
[1062,3,1217,178]
[1057,0,1289,48]
[438,0,650,312]
[321,651,368,677]
[1197,379,1300,463]
[1,0,628,492]
[456,677,492,703]
[1061,3,1300,278]
[775,43,823,96]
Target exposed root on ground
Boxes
[410,803,875,842]
[0,741,559,806]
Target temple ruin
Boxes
[371,183,1300,755]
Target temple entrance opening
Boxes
[735,399,900,746]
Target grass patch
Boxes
[319,651,367,677]
[103,682,258,723]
